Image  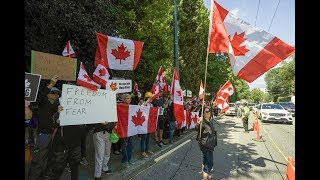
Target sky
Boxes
[203,0,295,90]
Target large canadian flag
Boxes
[115,104,158,138]
[170,68,184,124]
[199,80,204,100]
[188,112,199,129]
[62,40,76,58]
[215,96,230,113]
[95,32,144,70]
[209,1,295,83]
[216,80,234,99]
[77,62,101,91]
[93,64,110,88]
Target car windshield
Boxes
[262,104,284,110]
[248,103,255,106]
[279,102,295,109]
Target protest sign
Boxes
[59,84,117,126]
[31,50,77,81]
[25,72,41,102]
[105,79,132,93]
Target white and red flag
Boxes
[170,68,184,124]
[62,40,76,58]
[208,1,295,82]
[93,64,110,88]
[150,66,166,100]
[177,110,189,129]
[95,33,144,70]
[133,82,142,100]
[216,80,234,99]
[77,62,101,91]
[215,96,230,114]
[199,80,204,100]
[187,111,199,129]
[115,104,158,138]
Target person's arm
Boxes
[25,100,32,120]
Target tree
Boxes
[249,88,264,103]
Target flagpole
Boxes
[199,0,215,139]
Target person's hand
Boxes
[25,100,30,108]
[48,75,59,88]
[197,116,203,123]
[57,105,64,112]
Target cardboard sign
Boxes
[59,84,118,126]
[31,50,77,81]
[25,73,41,102]
[105,79,132,93]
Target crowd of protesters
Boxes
[25,75,224,180]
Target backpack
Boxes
[243,106,250,118]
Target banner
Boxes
[105,79,132,93]
[59,84,117,126]
[31,50,77,81]
[25,72,41,102]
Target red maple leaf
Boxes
[110,82,118,91]
[192,115,198,123]
[132,109,145,126]
[228,87,233,91]
[176,90,182,97]
[83,74,92,82]
[229,32,249,56]
[99,68,106,76]
[111,43,131,64]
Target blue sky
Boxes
[203,0,295,90]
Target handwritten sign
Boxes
[31,50,77,81]
[59,84,118,126]
[105,79,132,93]
[25,72,41,102]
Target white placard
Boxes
[59,84,118,126]
[105,79,132,93]
[187,90,192,97]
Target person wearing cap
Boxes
[241,102,250,133]
[195,106,217,180]
[27,75,64,180]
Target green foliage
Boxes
[277,96,291,102]
[265,59,295,101]
[249,88,264,103]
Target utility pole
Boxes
[173,0,179,75]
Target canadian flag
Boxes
[93,64,110,88]
[133,82,142,100]
[95,32,144,70]
[77,62,101,91]
[209,1,295,83]
[215,96,230,113]
[188,112,199,129]
[62,40,76,58]
[170,68,184,124]
[199,80,204,100]
[150,66,165,100]
[150,83,161,100]
[177,110,188,129]
[115,104,158,138]
[216,80,234,99]
[162,77,168,93]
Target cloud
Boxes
[248,75,266,90]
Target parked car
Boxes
[276,102,295,117]
[256,103,293,124]
[225,103,236,116]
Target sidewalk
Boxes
[26,113,289,180]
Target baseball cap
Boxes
[50,87,61,95]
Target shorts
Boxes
[157,115,164,130]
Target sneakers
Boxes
[113,151,120,155]
[141,152,149,158]
[80,157,89,166]
[103,169,112,174]
[156,141,163,148]
[147,150,154,155]
[159,140,166,146]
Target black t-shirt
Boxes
[151,98,164,107]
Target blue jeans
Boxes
[201,147,214,173]
[169,121,176,143]
[140,133,150,152]
[121,137,132,163]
